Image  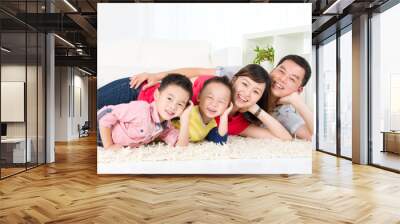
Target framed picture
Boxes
[97,3,313,174]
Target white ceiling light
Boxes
[78,67,92,76]
[323,0,355,15]
[54,34,75,48]
[63,0,78,12]
[1,47,11,53]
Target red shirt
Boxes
[137,82,160,103]
[137,75,214,104]
[138,75,250,135]
[215,113,249,136]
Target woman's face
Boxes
[232,76,266,109]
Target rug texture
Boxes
[98,137,313,164]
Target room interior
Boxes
[0,0,399,222]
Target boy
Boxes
[97,74,193,149]
[173,76,234,144]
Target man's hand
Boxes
[277,91,302,105]
[129,72,161,90]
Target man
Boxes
[130,55,313,140]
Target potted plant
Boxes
[253,45,275,71]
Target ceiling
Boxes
[0,0,392,75]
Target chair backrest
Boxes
[82,121,90,129]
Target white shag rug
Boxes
[97,137,313,174]
[98,136,312,163]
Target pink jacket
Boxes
[98,101,179,147]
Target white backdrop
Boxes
[98,3,311,87]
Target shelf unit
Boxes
[242,25,311,69]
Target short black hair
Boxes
[200,76,233,101]
[277,55,311,87]
[158,73,193,100]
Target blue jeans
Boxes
[97,77,142,146]
[97,77,142,110]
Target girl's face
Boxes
[198,82,231,119]
[232,76,266,109]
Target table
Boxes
[1,138,32,163]
[381,131,400,154]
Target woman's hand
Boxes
[247,103,260,115]
[129,72,161,90]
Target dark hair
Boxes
[277,54,311,87]
[232,64,270,124]
[199,76,233,101]
[158,73,193,100]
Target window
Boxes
[317,36,337,155]
[370,2,400,171]
[340,28,352,158]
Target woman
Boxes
[97,64,292,140]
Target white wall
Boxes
[71,73,89,138]
[1,63,46,163]
[55,67,89,141]
[311,45,317,148]
[55,67,68,141]
[1,65,32,138]
[98,3,311,87]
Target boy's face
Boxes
[270,59,305,98]
[154,85,190,121]
[198,82,231,119]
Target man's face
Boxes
[270,60,305,98]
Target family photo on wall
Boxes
[96,3,314,174]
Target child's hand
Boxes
[222,102,233,118]
[180,101,193,122]
[176,101,193,147]
[106,144,123,150]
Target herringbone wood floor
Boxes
[1,135,400,224]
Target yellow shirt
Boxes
[172,106,217,142]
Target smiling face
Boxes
[270,59,305,98]
[154,84,190,121]
[232,76,266,109]
[198,82,231,119]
